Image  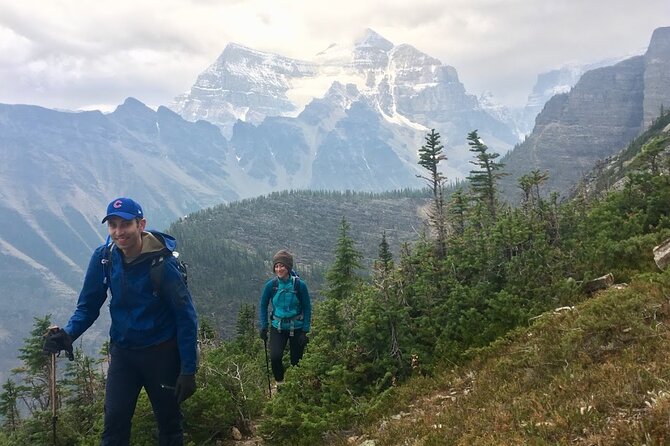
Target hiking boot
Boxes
[271,380,284,396]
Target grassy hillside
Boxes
[341,270,670,445]
[167,189,430,336]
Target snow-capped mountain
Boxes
[172,29,521,184]
[172,43,319,138]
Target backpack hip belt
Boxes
[273,314,303,336]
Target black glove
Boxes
[259,328,268,341]
[43,327,74,361]
[174,374,197,403]
[298,332,309,347]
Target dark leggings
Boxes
[268,327,305,382]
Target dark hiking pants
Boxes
[269,327,306,382]
[101,340,183,446]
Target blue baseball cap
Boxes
[101,197,144,223]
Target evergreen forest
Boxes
[1,111,670,445]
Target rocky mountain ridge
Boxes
[500,26,670,199]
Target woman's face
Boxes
[274,262,289,280]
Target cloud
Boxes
[0,0,667,110]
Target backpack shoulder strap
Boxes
[292,276,306,311]
[101,243,114,286]
[149,255,166,297]
[102,245,176,297]
[149,252,188,298]
[269,277,279,317]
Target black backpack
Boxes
[102,243,188,297]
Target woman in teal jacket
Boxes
[258,250,311,384]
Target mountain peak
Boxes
[220,42,272,60]
[648,26,670,54]
[315,29,394,64]
[650,26,670,42]
[112,97,153,114]
[354,28,394,51]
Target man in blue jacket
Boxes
[44,197,198,446]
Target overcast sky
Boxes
[0,0,668,112]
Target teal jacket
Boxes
[259,275,311,333]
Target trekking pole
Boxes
[50,351,57,446]
[263,338,272,396]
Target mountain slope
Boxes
[349,273,670,445]
[501,26,670,200]
[167,189,430,336]
[0,98,247,381]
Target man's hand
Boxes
[43,327,74,361]
[174,374,196,403]
[259,328,268,341]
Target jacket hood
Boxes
[147,230,177,252]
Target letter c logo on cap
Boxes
[113,200,123,209]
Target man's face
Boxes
[107,216,146,255]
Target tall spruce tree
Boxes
[466,130,506,222]
[374,231,394,280]
[325,216,363,301]
[448,187,468,237]
[518,170,548,207]
[372,232,404,366]
[417,129,448,257]
[0,379,20,432]
[12,316,53,415]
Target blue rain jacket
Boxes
[65,231,198,374]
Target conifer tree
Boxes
[12,316,53,415]
[58,348,105,442]
[374,231,394,280]
[62,348,103,407]
[372,232,404,366]
[325,216,362,301]
[417,129,448,257]
[448,187,468,236]
[0,379,20,432]
[198,316,220,348]
[517,169,549,210]
[235,303,257,339]
[638,135,670,176]
[233,303,260,356]
[466,130,506,222]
